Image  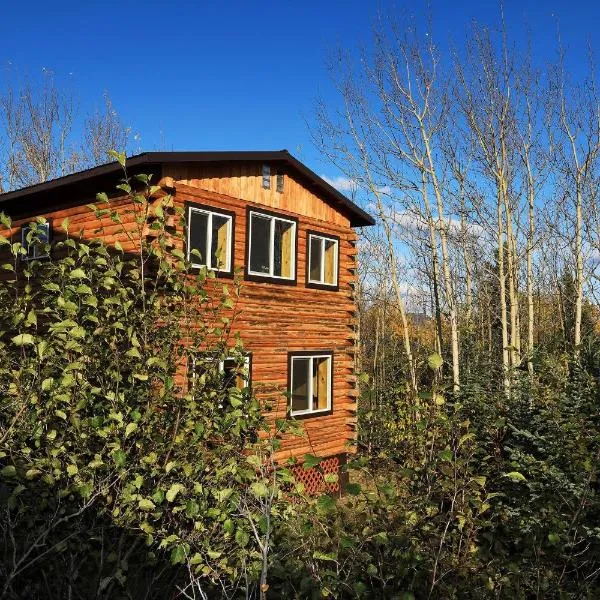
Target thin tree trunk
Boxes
[421,170,445,356]
[525,159,535,376]
[574,179,583,349]
[422,131,460,391]
[497,188,511,397]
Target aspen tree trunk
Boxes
[497,188,511,397]
[421,170,445,357]
[385,222,418,394]
[525,160,535,376]
[422,132,460,392]
[458,177,473,327]
[574,178,583,349]
[503,192,520,367]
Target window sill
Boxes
[189,264,234,279]
[244,270,297,286]
[289,408,333,420]
[305,280,340,292]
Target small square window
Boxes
[247,210,296,281]
[289,352,333,416]
[21,222,51,260]
[307,232,338,287]
[187,204,233,273]
[262,164,271,189]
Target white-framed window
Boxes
[247,210,296,280]
[187,204,233,273]
[289,352,333,416]
[307,232,338,287]
[190,354,251,392]
[21,222,51,260]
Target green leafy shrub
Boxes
[0,166,295,599]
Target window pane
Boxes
[38,224,49,244]
[309,236,322,282]
[312,357,330,410]
[189,211,208,265]
[211,215,229,270]
[223,358,248,390]
[262,164,271,189]
[291,358,310,412]
[324,239,336,285]
[273,219,294,278]
[250,214,271,274]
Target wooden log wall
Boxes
[169,181,359,463]
[0,161,361,463]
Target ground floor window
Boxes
[288,351,333,416]
[189,353,251,393]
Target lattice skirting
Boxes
[292,454,346,496]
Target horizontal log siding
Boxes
[171,182,358,462]
[0,174,359,462]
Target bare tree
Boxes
[83,91,130,167]
[0,72,133,192]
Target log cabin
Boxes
[0,151,375,494]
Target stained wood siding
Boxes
[0,162,360,463]
[164,162,351,228]
[171,182,358,462]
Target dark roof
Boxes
[0,150,375,227]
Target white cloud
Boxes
[321,175,358,192]
[322,175,391,196]
[391,209,485,241]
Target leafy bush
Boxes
[0,163,295,599]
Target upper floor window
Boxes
[307,232,339,288]
[186,203,234,275]
[289,351,333,417]
[247,209,297,282]
[22,221,51,260]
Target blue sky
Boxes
[1,0,599,181]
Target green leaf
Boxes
[1,465,16,478]
[112,449,126,468]
[427,353,444,370]
[166,483,185,502]
[250,482,269,498]
[235,528,250,547]
[170,545,186,565]
[41,378,54,392]
[316,494,336,512]
[108,149,126,167]
[67,464,78,476]
[324,472,339,484]
[303,454,323,469]
[312,551,338,562]
[438,450,454,462]
[504,471,527,482]
[69,268,87,279]
[12,333,35,346]
[138,498,156,511]
[125,422,138,438]
[346,482,362,496]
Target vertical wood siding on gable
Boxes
[164,162,351,228]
